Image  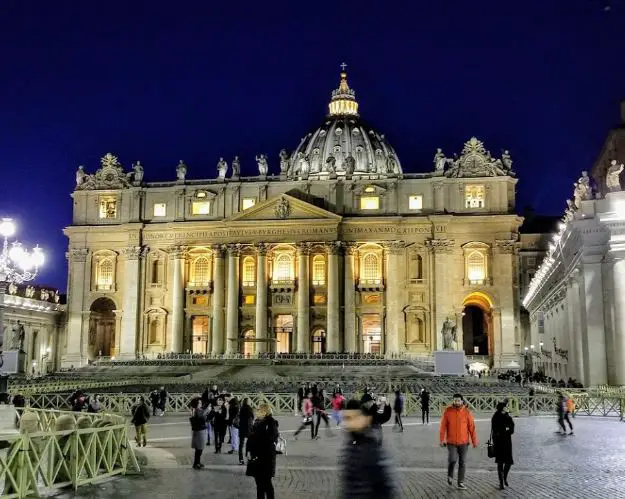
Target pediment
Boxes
[228,193,341,222]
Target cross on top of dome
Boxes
[329,63,359,117]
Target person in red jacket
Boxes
[293,392,315,440]
[331,392,346,426]
[439,393,478,490]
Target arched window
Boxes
[410,254,423,280]
[467,251,486,283]
[312,255,325,285]
[149,318,160,344]
[97,258,114,290]
[274,253,293,281]
[362,253,380,282]
[243,256,256,286]
[193,257,210,286]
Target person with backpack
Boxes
[393,389,404,432]
[246,404,279,499]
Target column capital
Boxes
[167,245,188,259]
[254,242,269,256]
[227,243,242,257]
[325,241,343,255]
[68,248,89,262]
[344,242,358,256]
[296,242,313,255]
[493,239,518,254]
[211,244,226,257]
[383,240,406,255]
[426,238,454,253]
[121,246,143,260]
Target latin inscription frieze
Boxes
[144,226,338,241]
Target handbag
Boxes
[275,436,287,455]
[246,457,259,477]
[302,415,312,425]
[487,429,496,459]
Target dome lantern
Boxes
[328,63,359,117]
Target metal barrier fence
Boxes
[0,407,140,498]
[25,391,625,419]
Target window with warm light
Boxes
[242,256,256,286]
[408,195,423,210]
[312,255,326,285]
[153,203,167,217]
[362,253,380,282]
[244,295,255,305]
[273,253,293,281]
[466,251,487,283]
[465,185,486,208]
[360,196,380,210]
[99,197,117,219]
[242,198,256,210]
[192,201,211,215]
[192,257,211,286]
[364,186,375,193]
[96,258,114,290]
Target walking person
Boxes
[246,404,279,499]
[158,386,168,416]
[331,391,346,427]
[150,389,160,416]
[238,397,255,465]
[297,384,305,415]
[393,389,404,432]
[293,392,315,440]
[420,388,430,424]
[556,392,574,435]
[228,396,240,455]
[189,397,209,469]
[212,396,228,453]
[338,399,395,498]
[491,401,514,489]
[312,388,332,439]
[439,393,478,490]
[131,396,150,447]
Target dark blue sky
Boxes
[1,1,624,290]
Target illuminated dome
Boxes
[288,67,402,178]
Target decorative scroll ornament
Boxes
[275,197,291,219]
[606,160,624,193]
[426,238,454,253]
[75,153,131,190]
[444,137,514,178]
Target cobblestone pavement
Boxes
[55,415,625,498]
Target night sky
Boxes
[1,1,624,291]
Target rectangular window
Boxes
[313,294,326,304]
[192,201,211,215]
[465,185,485,208]
[192,296,208,306]
[244,295,255,305]
[360,196,380,210]
[99,197,117,219]
[242,198,256,210]
[408,195,423,210]
[153,203,167,217]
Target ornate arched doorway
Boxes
[311,328,326,354]
[462,292,494,356]
[88,297,116,359]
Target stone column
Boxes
[384,241,405,354]
[169,246,186,353]
[611,257,625,385]
[343,244,357,353]
[582,261,608,385]
[225,244,241,354]
[296,243,310,353]
[184,314,193,354]
[62,248,89,367]
[119,246,142,359]
[426,238,454,350]
[566,270,585,385]
[491,307,502,367]
[255,243,268,353]
[455,308,464,353]
[211,245,226,354]
[327,242,341,352]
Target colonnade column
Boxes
[62,248,89,367]
[582,261,608,385]
[384,241,405,354]
[255,243,268,353]
[566,269,585,385]
[327,241,341,352]
[296,243,310,353]
[611,257,625,385]
[120,246,143,359]
[170,246,186,353]
[211,245,226,354]
[427,238,453,351]
[343,244,357,353]
[225,244,240,355]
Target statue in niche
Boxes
[176,160,187,181]
[25,286,35,298]
[433,148,447,172]
[231,156,241,177]
[75,165,86,186]
[40,289,50,301]
[501,150,513,171]
[573,171,593,208]
[131,161,144,184]
[255,154,269,176]
[8,282,17,295]
[387,154,399,174]
[441,317,457,351]
[325,155,336,175]
[606,160,624,192]
[374,150,386,174]
[279,149,290,175]
[217,157,228,179]
[54,290,60,303]
[344,154,355,177]
[88,318,97,345]
[299,154,310,177]
[12,321,25,351]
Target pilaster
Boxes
[384,240,405,354]
[426,238,454,350]
[343,243,357,353]
[326,241,341,352]
[62,248,89,367]
[296,243,311,353]
[211,244,226,354]
[255,243,268,353]
[225,244,241,354]
[119,246,142,359]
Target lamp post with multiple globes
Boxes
[0,218,45,350]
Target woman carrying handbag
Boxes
[490,401,515,490]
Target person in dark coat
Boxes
[238,397,255,465]
[491,401,515,490]
[419,388,430,424]
[393,390,404,432]
[212,396,228,453]
[189,397,208,469]
[131,396,150,447]
[150,389,160,416]
[246,404,279,499]
[158,386,168,415]
[339,399,394,499]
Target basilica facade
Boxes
[63,70,524,369]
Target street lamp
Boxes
[0,218,45,349]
